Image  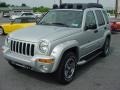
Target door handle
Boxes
[94,29,98,33]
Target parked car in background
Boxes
[34,12,42,17]
[10,12,36,20]
[107,13,115,19]
[0,16,36,35]
[3,11,10,17]
[110,19,120,33]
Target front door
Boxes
[79,11,99,57]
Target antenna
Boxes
[97,0,99,4]
[115,0,118,18]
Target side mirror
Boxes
[35,14,46,25]
[85,24,97,31]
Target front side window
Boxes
[85,11,96,27]
[39,10,83,28]
[95,10,105,26]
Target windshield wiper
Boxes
[39,22,70,27]
[51,22,69,27]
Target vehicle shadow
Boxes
[15,47,114,85]
[75,56,104,80]
[15,68,58,85]
[74,47,114,81]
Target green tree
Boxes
[33,6,50,12]
[21,3,27,7]
[0,2,8,7]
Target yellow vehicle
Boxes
[0,17,36,35]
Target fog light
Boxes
[42,65,48,71]
[36,59,54,64]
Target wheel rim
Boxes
[64,57,75,80]
[0,28,3,35]
[104,39,110,54]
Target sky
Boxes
[0,0,116,9]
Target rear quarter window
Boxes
[102,10,109,24]
[95,10,105,26]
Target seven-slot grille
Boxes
[10,40,35,56]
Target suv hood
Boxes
[9,25,80,42]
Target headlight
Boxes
[5,36,10,47]
[39,40,49,54]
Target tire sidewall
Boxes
[57,51,77,84]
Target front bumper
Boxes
[3,46,55,73]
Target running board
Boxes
[77,60,86,65]
[77,51,102,65]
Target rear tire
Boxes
[56,51,77,84]
[101,37,110,57]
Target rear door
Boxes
[94,10,107,48]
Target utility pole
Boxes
[60,0,62,6]
[97,0,99,4]
[115,0,118,18]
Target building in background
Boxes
[0,6,33,17]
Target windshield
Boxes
[39,10,83,28]
[21,13,34,16]
[13,18,35,23]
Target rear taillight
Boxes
[112,22,116,24]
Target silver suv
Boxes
[3,3,111,84]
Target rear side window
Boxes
[95,10,105,26]
[102,10,109,24]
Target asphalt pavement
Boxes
[0,17,120,90]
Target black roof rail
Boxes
[53,3,103,10]
[53,4,59,9]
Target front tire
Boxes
[56,51,77,84]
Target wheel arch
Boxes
[50,40,79,73]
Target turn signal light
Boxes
[36,59,54,64]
